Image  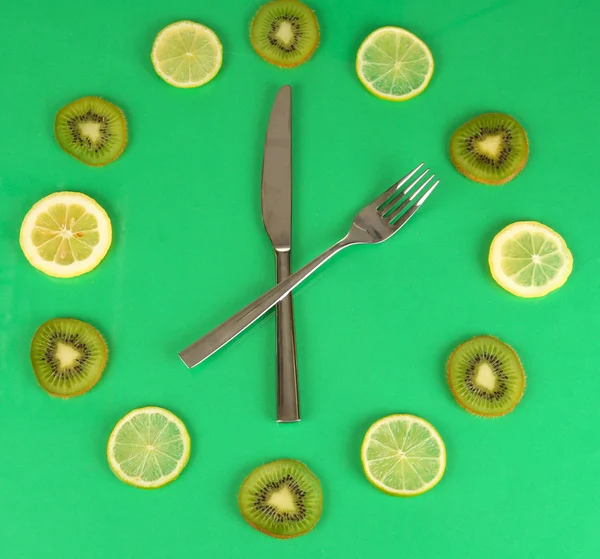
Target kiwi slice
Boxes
[447,335,526,417]
[30,318,108,398]
[250,0,319,68]
[238,459,322,538]
[450,113,529,185]
[55,96,127,166]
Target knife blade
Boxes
[261,85,300,422]
[262,86,292,250]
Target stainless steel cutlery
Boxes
[260,85,300,423]
[179,162,439,370]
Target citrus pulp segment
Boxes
[151,21,223,88]
[19,191,112,278]
[361,414,446,496]
[489,221,573,297]
[107,407,191,489]
[356,27,434,101]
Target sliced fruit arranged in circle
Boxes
[20,191,112,278]
[238,459,322,538]
[450,113,528,185]
[30,318,108,398]
[489,221,573,297]
[107,406,191,489]
[151,20,223,88]
[55,96,127,166]
[356,26,434,101]
[250,0,320,68]
[447,335,526,417]
[361,414,446,496]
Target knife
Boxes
[261,85,300,423]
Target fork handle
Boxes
[179,239,353,369]
[275,250,300,423]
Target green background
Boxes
[1,0,599,557]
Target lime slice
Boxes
[107,407,191,489]
[19,191,112,278]
[489,221,573,298]
[151,20,223,88]
[361,414,446,496]
[356,26,434,101]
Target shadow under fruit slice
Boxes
[55,96,127,166]
[450,113,528,185]
[250,0,319,68]
[238,459,322,538]
[447,335,526,417]
[30,318,108,398]
[19,191,112,278]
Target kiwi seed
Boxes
[447,335,526,417]
[250,0,320,68]
[238,459,322,538]
[450,112,529,185]
[30,318,108,398]
[55,96,127,166]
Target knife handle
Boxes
[275,250,300,423]
[178,238,353,370]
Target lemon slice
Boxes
[489,221,573,298]
[356,26,434,101]
[151,20,223,88]
[361,414,446,497]
[19,191,112,278]
[107,407,191,489]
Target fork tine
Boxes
[414,179,440,208]
[379,168,431,215]
[390,178,440,228]
[373,163,425,212]
[386,174,435,222]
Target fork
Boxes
[179,163,439,369]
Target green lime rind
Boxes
[107,406,191,490]
[361,414,446,497]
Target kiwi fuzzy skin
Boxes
[446,335,526,417]
[30,318,109,399]
[237,459,323,539]
[249,2,320,68]
[449,112,529,186]
[54,96,128,167]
